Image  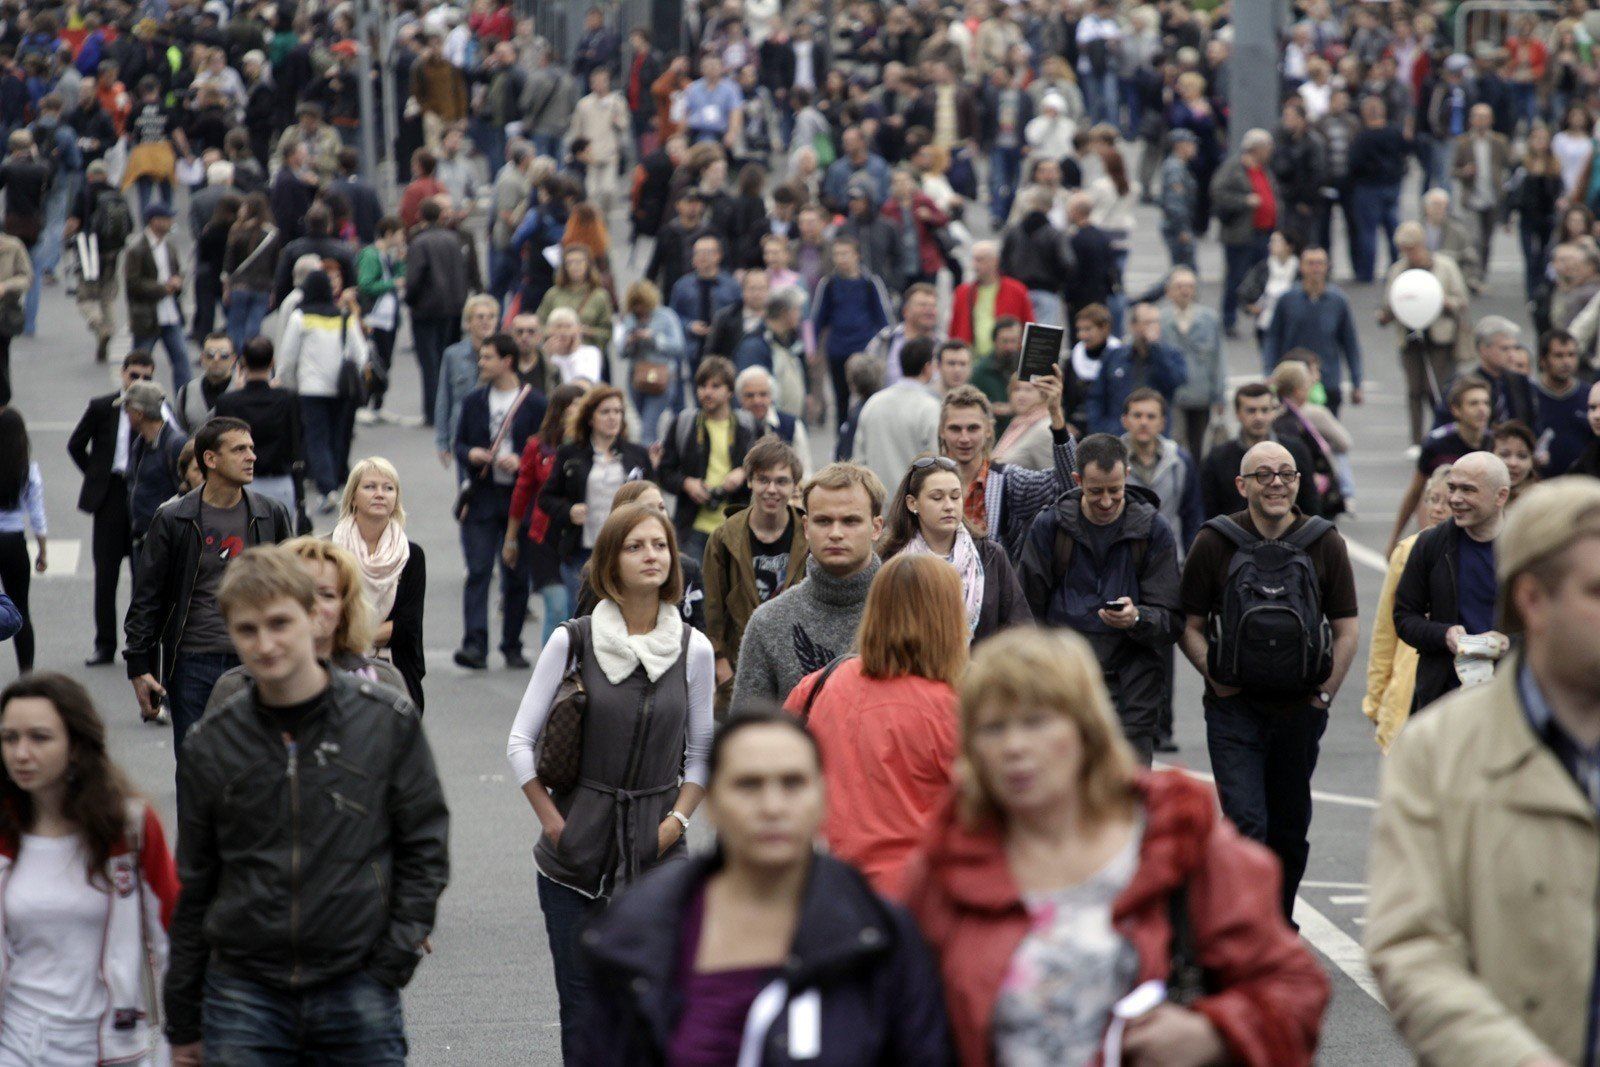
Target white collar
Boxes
[590,600,685,684]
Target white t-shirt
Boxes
[550,345,604,385]
[3,835,109,1024]
[487,385,521,486]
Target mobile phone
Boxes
[1103,600,1126,611]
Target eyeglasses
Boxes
[127,373,153,381]
[1244,469,1301,486]
[912,456,959,472]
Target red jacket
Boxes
[947,276,1036,346]
[902,771,1329,1067]
[881,194,951,278]
[509,438,558,544]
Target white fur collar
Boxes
[591,600,684,684]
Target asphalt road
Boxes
[1,168,1522,1063]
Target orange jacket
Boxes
[902,771,1330,1067]
[785,659,959,896]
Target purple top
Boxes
[666,885,781,1067]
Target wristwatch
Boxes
[1315,691,1333,707]
[668,810,691,834]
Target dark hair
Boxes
[412,148,437,175]
[419,198,444,224]
[481,332,518,363]
[540,382,589,447]
[0,408,28,510]
[1123,386,1169,415]
[938,340,971,362]
[194,416,253,477]
[568,385,627,444]
[1448,375,1492,410]
[122,349,157,371]
[1492,419,1538,452]
[1074,304,1112,330]
[744,436,804,483]
[1233,381,1274,410]
[881,454,968,558]
[376,215,403,238]
[707,708,822,784]
[1539,327,1577,361]
[241,336,275,371]
[991,315,1023,344]
[338,147,360,174]
[695,355,737,390]
[899,336,936,380]
[1076,433,1130,475]
[0,673,138,888]
[736,162,766,198]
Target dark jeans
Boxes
[90,480,131,656]
[827,354,852,430]
[0,532,33,673]
[168,650,239,755]
[460,511,529,657]
[202,967,406,1065]
[0,332,9,407]
[1348,182,1400,283]
[134,323,194,391]
[300,395,354,496]
[1221,231,1270,331]
[1521,221,1552,302]
[538,874,599,1065]
[1203,691,1328,922]
[988,144,1023,225]
[411,315,458,425]
[367,329,397,409]
[192,268,222,341]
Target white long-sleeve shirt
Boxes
[276,309,370,398]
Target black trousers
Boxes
[0,332,10,407]
[91,478,131,655]
[0,532,33,673]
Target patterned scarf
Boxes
[909,524,985,639]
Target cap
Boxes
[116,379,167,417]
[1169,128,1199,145]
[1495,478,1600,631]
[1444,53,1472,73]
[330,39,359,57]
[143,201,173,222]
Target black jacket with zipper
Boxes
[581,852,954,1065]
[123,487,294,681]
[163,669,450,1046]
[539,439,656,557]
[1392,519,1466,712]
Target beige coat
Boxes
[1366,655,1598,1066]
[0,235,30,299]
[1362,533,1419,753]
[1381,252,1472,365]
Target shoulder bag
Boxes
[798,654,855,725]
[454,384,533,521]
[535,621,589,793]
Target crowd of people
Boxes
[0,0,1598,1062]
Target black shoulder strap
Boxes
[562,618,588,675]
[1281,515,1334,551]
[1201,515,1256,549]
[1166,881,1207,1005]
[800,654,854,726]
[1053,524,1073,580]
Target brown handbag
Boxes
[629,355,673,397]
[535,621,588,793]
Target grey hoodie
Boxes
[732,554,882,707]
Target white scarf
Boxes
[909,525,985,639]
[591,600,685,684]
[332,517,410,625]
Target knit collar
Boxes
[801,553,881,608]
[590,600,684,684]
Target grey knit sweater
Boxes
[731,554,882,708]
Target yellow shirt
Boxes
[972,283,999,360]
[694,416,734,535]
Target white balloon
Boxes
[1388,268,1445,331]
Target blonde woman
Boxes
[334,457,426,708]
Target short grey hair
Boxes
[765,288,803,318]
[207,160,234,186]
[1241,128,1274,154]
[735,365,775,393]
[292,253,323,287]
[1473,315,1522,349]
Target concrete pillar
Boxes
[1228,0,1284,152]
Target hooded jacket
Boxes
[903,771,1330,1067]
[1122,434,1205,552]
[999,210,1076,294]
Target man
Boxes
[124,202,193,390]
[947,240,1034,362]
[1263,247,1364,414]
[271,204,359,309]
[732,463,884,706]
[1348,96,1408,284]
[435,295,504,464]
[164,546,448,1066]
[852,337,943,492]
[1065,192,1119,327]
[865,282,942,388]
[68,351,157,666]
[1272,99,1328,248]
[398,149,445,231]
[0,129,50,335]
[1437,315,1537,428]
[569,67,629,215]
[1547,242,1600,333]
[660,357,756,562]
[1000,186,1076,327]
[1121,388,1205,554]
[1020,433,1183,763]
[936,340,974,394]
[213,337,303,514]
[405,197,471,425]
[410,32,468,152]
[1367,479,1600,1067]
[821,126,892,215]
[681,54,742,147]
[703,438,810,713]
[734,290,808,419]
[66,159,131,363]
[809,235,895,427]
[1158,129,1200,269]
[268,141,320,244]
[647,190,712,300]
[123,380,188,546]
[736,367,812,476]
[706,268,771,365]
[172,334,238,433]
[668,233,742,377]
[331,148,384,246]
[1390,377,1495,551]
[972,317,1027,421]
[274,102,342,182]
[1161,266,1227,460]
[1317,88,1362,265]
[125,417,294,749]
[1200,383,1321,519]
[1451,102,1510,271]
[1086,302,1188,435]
[1532,329,1592,477]
[452,334,545,670]
[489,141,534,302]
[572,6,620,80]
[837,182,903,293]
[1379,222,1473,444]
[940,376,1076,562]
[1179,440,1361,918]
[1210,128,1277,336]
[1420,187,1484,293]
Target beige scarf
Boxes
[332,517,410,625]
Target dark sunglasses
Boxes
[912,456,958,472]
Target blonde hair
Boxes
[283,536,375,656]
[800,462,886,517]
[1270,359,1312,402]
[624,279,661,318]
[957,629,1139,826]
[218,545,315,620]
[339,456,406,527]
[858,555,968,686]
[462,293,501,331]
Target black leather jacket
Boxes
[163,670,450,1045]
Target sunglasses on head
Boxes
[912,456,958,472]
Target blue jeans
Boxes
[1163,231,1197,270]
[1348,182,1400,283]
[489,245,520,305]
[987,145,1023,225]
[300,395,353,496]
[168,651,238,756]
[1204,692,1327,922]
[21,253,40,336]
[1083,70,1120,126]
[1028,290,1065,327]
[134,323,194,390]
[34,175,76,278]
[538,874,600,1065]
[1221,231,1270,332]
[226,289,272,352]
[202,968,406,1065]
[134,176,173,216]
[460,511,529,656]
[537,581,570,648]
[560,547,592,612]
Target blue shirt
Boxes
[1535,376,1594,477]
[1520,662,1600,809]
[809,273,893,364]
[1262,286,1364,386]
[681,77,742,136]
[0,463,45,536]
[1456,532,1497,635]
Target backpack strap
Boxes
[800,654,855,726]
[1201,515,1257,549]
[1281,515,1334,551]
[1053,524,1074,581]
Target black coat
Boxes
[970,536,1034,643]
[658,410,757,539]
[271,236,358,308]
[539,439,656,556]
[404,225,471,321]
[582,853,954,1066]
[1393,520,1467,712]
[1001,211,1075,295]
[66,391,121,514]
[1068,223,1119,316]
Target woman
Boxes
[1087,142,1137,322]
[1239,231,1301,351]
[505,502,715,1063]
[617,279,685,447]
[574,480,707,634]
[508,383,590,648]
[1552,104,1593,197]
[536,245,614,351]
[1492,420,1539,506]
[0,228,30,407]
[276,269,370,512]
[539,385,654,605]
[782,553,966,894]
[191,192,241,342]
[1165,72,1222,231]
[881,166,951,289]
[1271,358,1353,514]
[1364,465,1452,754]
[904,629,1330,1067]
[727,164,769,267]
[221,192,278,352]
[0,409,45,674]
[561,202,616,297]
[991,377,1055,471]
[1510,123,1565,302]
[881,456,1031,644]
[583,711,953,1064]
[205,537,409,713]
[540,307,606,385]
[333,457,426,709]
[355,216,406,416]
[0,672,178,1066]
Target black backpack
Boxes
[1202,515,1334,696]
[90,188,134,251]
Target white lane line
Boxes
[1344,537,1392,575]
[1329,894,1370,907]
[1156,763,1379,810]
[25,422,78,432]
[27,538,80,578]
[1296,896,1384,1004]
[1301,880,1368,890]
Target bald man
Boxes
[1180,439,1360,920]
[1394,450,1511,711]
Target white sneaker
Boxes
[317,491,340,515]
[355,408,378,425]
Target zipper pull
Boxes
[284,734,298,778]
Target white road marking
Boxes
[1301,880,1368,891]
[1329,894,1370,907]
[27,538,80,578]
[1157,763,1380,810]
[1343,537,1392,575]
[1296,896,1385,1004]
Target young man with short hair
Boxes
[212,337,304,514]
[172,332,238,433]
[1121,388,1204,553]
[165,546,448,1067]
[1199,383,1320,519]
[936,340,973,394]
[661,356,756,562]
[808,235,895,427]
[1389,376,1493,551]
[703,437,810,714]
[125,416,294,748]
[1532,328,1592,477]
[732,463,885,706]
